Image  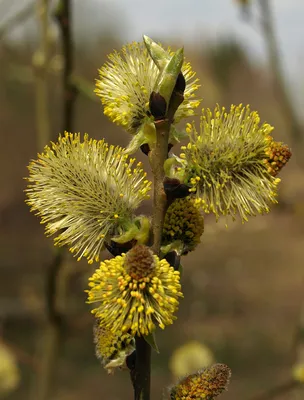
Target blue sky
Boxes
[2,0,303,111]
[88,0,304,111]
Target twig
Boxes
[33,251,68,400]
[33,1,76,399]
[258,0,302,144]
[6,62,95,102]
[71,74,98,102]
[131,117,171,400]
[33,0,51,151]
[55,0,77,132]
[150,119,171,254]
[130,72,185,399]
[31,1,55,398]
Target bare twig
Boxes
[55,0,77,132]
[30,1,56,398]
[258,0,302,144]
[34,0,51,151]
[33,251,67,400]
[32,1,76,399]
[6,62,95,102]
[130,71,185,399]
[150,119,171,254]
[71,74,98,102]
[131,116,171,400]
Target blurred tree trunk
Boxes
[259,0,302,145]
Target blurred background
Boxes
[1,0,304,399]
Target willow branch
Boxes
[130,117,171,400]
[34,0,51,151]
[33,251,67,400]
[258,0,302,144]
[55,0,77,132]
[150,119,171,254]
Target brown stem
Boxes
[34,0,51,151]
[55,0,77,133]
[131,118,171,400]
[33,1,76,399]
[150,118,171,254]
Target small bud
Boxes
[126,350,137,370]
[105,240,133,257]
[149,91,167,120]
[264,140,292,176]
[168,143,174,152]
[140,143,151,155]
[164,251,181,270]
[170,363,231,400]
[162,197,204,254]
[174,72,186,95]
[164,177,191,199]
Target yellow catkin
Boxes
[87,246,183,337]
[25,133,151,262]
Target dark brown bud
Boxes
[174,72,186,95]
[126,350,136,370]
[164,251,181,271]
[140,143,151,156]
[149,91,167,120]
[105,240,134,257]
[164,177,191,199]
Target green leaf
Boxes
[156,48,184,107]
[144,332,159,353]
[143,35,170,70]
